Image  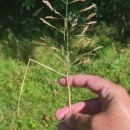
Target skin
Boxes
[55,75,130,130]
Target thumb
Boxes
[64,113,91,130]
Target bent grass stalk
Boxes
[17,58,65,118]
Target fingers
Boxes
[56,98,101,120]
[64,112,91,130]
[59,75,120,99]
[57,75,130,130]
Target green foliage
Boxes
[0,28,38,62]
[93,0,130,41]
[0,34,130,129]
[95,0,130,22]
[0,0,93,37]
[22,0,37,11]
[1,0,130,41]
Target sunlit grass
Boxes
[0,33,130,129]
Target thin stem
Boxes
[17,58,66,119]
[66,0,72,114]
[67,78,72,112]
[66,0,69,53]
[73,4,96,16]
[66,58,72,113]
[17,59,31,119]
[29,59,65,77]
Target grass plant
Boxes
[17,0,97,121]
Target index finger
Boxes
[58,75,118,99]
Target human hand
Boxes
[55,75,130,130]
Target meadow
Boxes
[0,23,130,129]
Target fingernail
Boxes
[59,78,66,85]
[64,113,72,124]
[55,107,69,121]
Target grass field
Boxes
[0,26,130,129]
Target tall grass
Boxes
[17,0,97,125]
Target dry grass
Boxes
[17,0,97,124]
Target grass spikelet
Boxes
[81,25,89,35]
[42,0,53,10]
[69,0,85,4]
[71,18,78,28]
[45,16,63,20]
[42,0,64,18]
[40,18,63,33]
[86,13,96,20]
[80,4,96,13]
[86,21,97,25]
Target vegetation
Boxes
[0,0,130,129]
[1,24,130,129]
[0,0,130,40]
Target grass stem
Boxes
[29,59,65,77]
[66,0,72,114]
[17,59,30,119]
[17,58,65,119]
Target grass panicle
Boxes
[17,0,97,125]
